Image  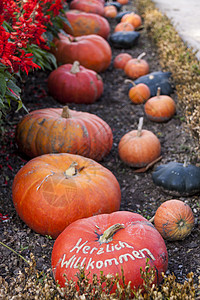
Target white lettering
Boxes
[86,258,95,270]
[115,243,122,251]
[61,254,76,268]
[139,248,156,261]
[119,241,134,249]
[73,257,82,268]
[70,238,88,254]
[97,247,104,255]
[119,253,135,263]
[90,246,98,254]
[82,246,90,254]
[96,260,104,269]
[104,258,119,267]
[132,250,143,259]
[106,244,112,252]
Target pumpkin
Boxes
[117,0,129,4]
[47,61,103,104]
[104,2,122,11]
[144,87,176,122]
[153,199,195,241]
[63,10,110,39]
[133,71,173,97]
[15,106,113,161]
[124,52,149,79]
[152,161,200,195]
[12,153,121,239]
[104,5,117,18]
[115,11,132,23]
[51,211,168,291]
[118,117,161,168]
[114,21,134,32]
[113,53,132,69]
[125,79,150,104]
[69,0,104,16]
[51,33,112,73]
[109,31,140,49]
[121,12,142,29]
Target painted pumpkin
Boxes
[12,153,121,239]
[114,21,134,32]
[15,106,113,161]
[121,12,142,29]
[113,53,132,69]
[69,0,104,16]
[152,161,200,194]
[51,33,112,73]
[51,211,168,292]
[63,10,110,39]
[154,199,195,241]
[124,52,149,79]
[118,118,161,168]
[47,61,103,104]
[144,87,176,122]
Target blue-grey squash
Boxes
[108,31,140,49]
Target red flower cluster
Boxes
[0,0,65,75]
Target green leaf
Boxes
[0,74,7,97]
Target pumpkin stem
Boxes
[137,52,146,60]
[183,159,187,167]
[99,223,125,244]
[124,79,136,87]
[64,162,78,178]
[70,61,80,74]
[61,106,71,119]
[156,87,161,97]
[137,117,143,137]
[149,216,155,223]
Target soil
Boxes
[0,1,199,294]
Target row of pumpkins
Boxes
[12,0,198,294]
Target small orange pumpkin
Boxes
[154,199,195,241]
[124,52,149,79]
[113,53,132,69]
[118,117,161,168]
[114,21,134,32]
[125,80,150,104]
[144,87,176,122]
[104,5,117,18]
[121,12,142,29]
[117,0,129,4]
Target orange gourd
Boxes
[118,117,161,168]
[51,33,112,73]
[117,0,129,4]
[12,153,121,239]
[121,12,142,29]
[125,80,150,104]
[124,52,149,79]
[154,199,195,241]
[114,21,134,32]
[63,10,110,39]
[15,106,113,161]
[69,0,104,16]
[113,53,132,69]
[104,5,117,18]
[144,87,176,122]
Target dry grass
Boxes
[0,254,199,299]
[136,0,200,160]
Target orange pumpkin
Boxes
[69,0,104,16]
[121,12,142,29]
[154,199,195,241]
[63,10,110,39]
[51,33,112,73]
[114,21,134,32]
[118,117,161,168]
[117,0,129,4]
[15,106,113,161]
[126,80,151,104]
[124,52,149,79]
[113,53,132,69]
[104,5,117,18]
[144,87,176,122]
[12,153,121,238]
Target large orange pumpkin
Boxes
[154,199,195,241]
[12,153,121,239]
[118,118,161,168]
[47,61,103,104]
[63,10,110,39]
[51,33,112,73]
[15,107,113,161]
[51,211,168,292]
[69,0,104,16]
